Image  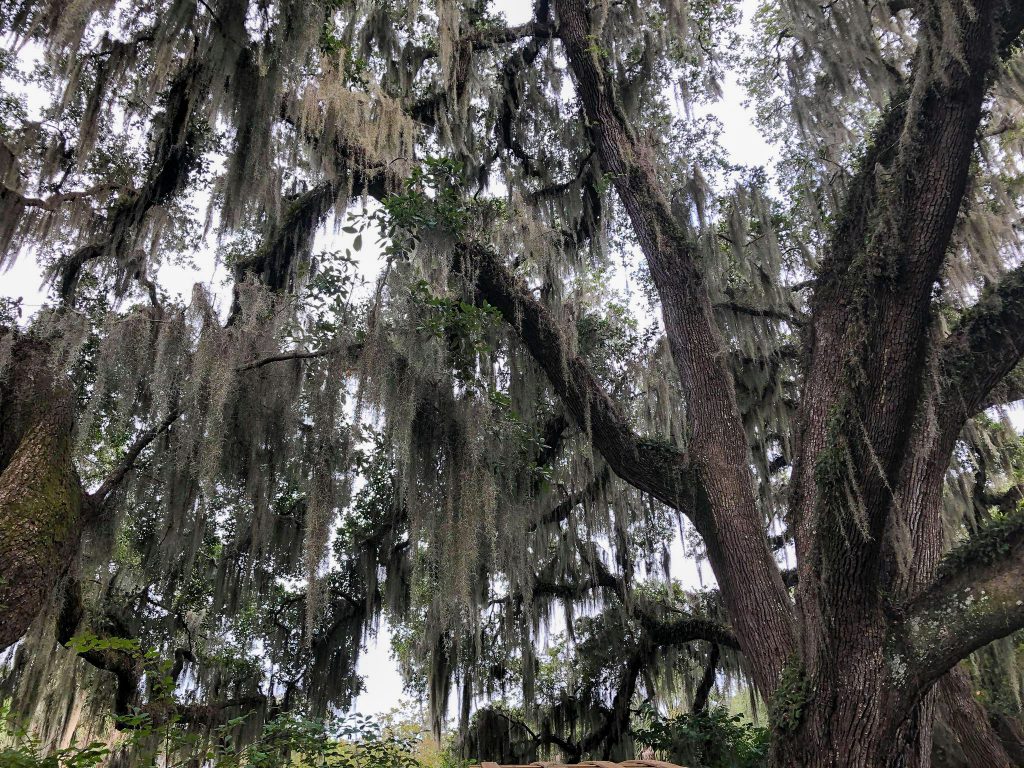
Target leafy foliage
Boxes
[633,706,770,768]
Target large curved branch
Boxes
[466,242,696,513]
[901,513,1024,689]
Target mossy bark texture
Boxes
[0,339,84,650]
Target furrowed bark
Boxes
[883,413,1022,767]
[553,0,796,696]
[887,261,1024,602]
[933,668,1017,768]
[0,348,82,650]
[754,0,1012,763]
[793,0,1004,596]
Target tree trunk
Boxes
[0,337,84,650]
[767,626,910,767]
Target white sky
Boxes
[0,0,772,720]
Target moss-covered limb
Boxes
[232,182,337,292]
[55,57,209,301]
[226,181,339,323]
[230,108,406,312]
[900,511,1024,690]
[794,0,1005,535]
[527,465,611,532]
[0,333,171,646]
[981,483,1024,517]
[277,108,399,203]
[54,577,271,728]
[635,612,742,652]
[0,388,83,651]
[578,647,645,758]
[410,14,552,64]
[818,0,1018,303]
[691,642,720,714]
[0,336,61,471]
[473,217,796,689]
[467,242,694,511]
[533,410,569,469]
[938,265,1024,431]
[527,559,620,604]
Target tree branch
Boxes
[981,362,1024,410]
[902,512,1024,688]
[939,264,1024,430]
[236,341,364,372]
[553,0,795,693]
[85,409,182,515]
[692,642,720,714]
[635,611,741,652]
[527,465,611,532]
[2,181,120,212]
[713,300,805,327]
[465,242,697,514]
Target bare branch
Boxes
[236,342,363,372]
[714,300,805,327]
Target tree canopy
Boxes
[0,0,1024,766]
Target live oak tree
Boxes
[1,0,1024,766]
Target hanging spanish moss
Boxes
[1,0,1023,764]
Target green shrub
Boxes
[632,706,769,768]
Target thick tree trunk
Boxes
[0,338,84,650]
[768,635,911,767]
